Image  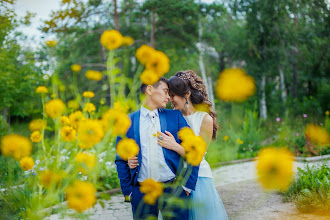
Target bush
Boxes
[283,163,330,214]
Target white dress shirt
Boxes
[137,106,176,182]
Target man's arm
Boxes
[177,111,200,191]
[115,136,134,196]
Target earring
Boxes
[185,98,189,107]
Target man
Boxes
[115,78,199,219]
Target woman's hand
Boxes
[158,131,185,156]
[127,156,139,169]
[157,131,177,151]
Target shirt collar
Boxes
[140,105,159,118]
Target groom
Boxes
[115,77,199,219]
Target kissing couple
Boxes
[115,70,228,220]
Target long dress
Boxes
[183,111,228,220]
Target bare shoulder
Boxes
[202,113,213,126]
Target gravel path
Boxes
[49,159,330,220]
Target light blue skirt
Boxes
[159,177,228,220]
[189,177,228,220]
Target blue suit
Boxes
[115,108,199,219]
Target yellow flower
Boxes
[45,99,66,118]
[71,64,82,72]
[19,157,34,171]
[85,70,103,81]
[1,134,32,160]
[67,100,80,110]
[45,40,57,47]
[29,119,47,131]
[30,131,42,143]
[145,51,170,76]
[223,136,229,141]
[60,116,71,126]
[136,44,156,65]
[83,102,96,113]
[140,69,160,85]
[102,109,131,136]
[326,110,329,116]
[116,138,139,161]
[100,29,123,50]
[36,86,48,94]
[256,147,294,191]
[113,101,129,114]
[194,103,210,113]
[178,127,195,141]
[304,124,329,146]
[69,111,86,129]
[75,152,96,173]
[181,135,207,166]
[77,119,104,149]
[61,126,76,142]
[215,68,256,102]
[140,178,163,205]
[40,170,62,188]
[122,36,134,46]
[236,138,244,145]
[66,181,96,212]
[82,91,95,98]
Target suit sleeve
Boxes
[178,111,200,191]
[115,136,134,196]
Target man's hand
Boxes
[185,190,190,197]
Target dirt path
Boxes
[217,180,330,220]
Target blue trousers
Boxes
[130,185,189,220]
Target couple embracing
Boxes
[115,70,228,220]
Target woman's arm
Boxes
[199,114,213,150]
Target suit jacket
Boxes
[115,108,199,196]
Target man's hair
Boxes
[140,77,168,94]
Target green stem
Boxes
[41,96,46,153]
[107,50,116,107]
[127,64,144,100]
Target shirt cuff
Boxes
[182,186,192,193]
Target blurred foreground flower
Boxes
[304,124,329,146]
[145,51,170,76]
[40,170,62,188]
[61,126,76,142]
[77,120,104,149]
[100,30,123,50]
[116,138,139,161]
[82,91,95,98]
[30,131,42,143]
[102,109,131,136]
[75,152,96,173]
[140,178,163,205]
[122,36,134,46]
[66,181,96,212]
[140,69,159,85]
[60,116,71,126]
[136,44,155,65]
[36,86,48,94]
[83,102,96,113]
[85,70,103,81]
[29,119,47,131]
[71,64,82,72]
[69,111,86,129]
[19,157,34,171]
[45,40,57,47]
[45,99,66,118]
[1,134,32,160]
[67,100,80,110]
[179,128,206,166]
[215,68,256,102]
[223,136,229,141]
[256,147,294,191]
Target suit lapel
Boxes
[133,110,142,162]
[159,109,168,160]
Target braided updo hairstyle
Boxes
[168,70,219,140]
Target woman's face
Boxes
[169,93,186,111]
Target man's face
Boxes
[149,81,170,109]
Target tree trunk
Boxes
[259,76,267,119]
[279,65,286,103]
[151,8,156,48]
[207,77,215,110]
[113,0,119,30]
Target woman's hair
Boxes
[168,70,219,140]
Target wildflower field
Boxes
[0,0,329,219]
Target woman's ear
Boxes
[185,90,191,99]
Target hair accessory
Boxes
[177,71,203,92]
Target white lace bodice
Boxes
[183,111,212,178]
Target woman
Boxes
[128,70,228,220]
